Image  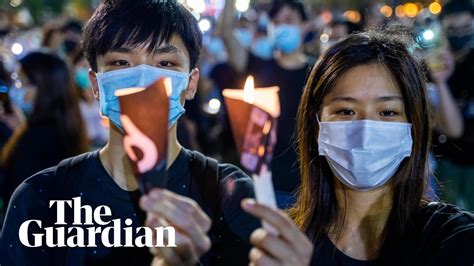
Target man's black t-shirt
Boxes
[246,53,312,193]
[0,148,260,266]
[311,203,474,266]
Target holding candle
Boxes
[116,78,171,193]
[223,76,280,235]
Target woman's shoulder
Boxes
[417,201,474,228]
[413,202,474,264]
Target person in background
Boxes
[242,30,474,266]
[433,0,474,211]
[1,51,89,207]
[61,20,83,62]
[319,18,361,56]
[0,60,24,229]
[41,25,64,54]
[222,0,312,207]
[0,60,24,149]
[73,52,108,148]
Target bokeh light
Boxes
[11,43,23,55]
[395,5,406,17]
[9,0,22,8]
[186,0,206,14]
[320,33,329,43]
[235,0,250,13]
[429,2,442,15]
[198,19,211,33]
[404,3,419,18]
[343,10,361,23]
[380,5,393,18]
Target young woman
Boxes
[242,30,474,265]
[2,51,89,206]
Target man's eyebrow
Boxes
[109,45,180,54]
[110,47,133,53]
[154,45,179,54]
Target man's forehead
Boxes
[110,35,188,55]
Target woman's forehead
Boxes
[325,64,402,101]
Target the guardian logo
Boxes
[18,197,176,248]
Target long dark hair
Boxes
[3,51,89,164]
[289,29,431,259]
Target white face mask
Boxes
[318,119,413,191]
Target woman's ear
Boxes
[89,69,100,101]
[185,68,200,100]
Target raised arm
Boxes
[219,0,249,74]
[429,48,464,138]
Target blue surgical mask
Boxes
[318,120,413,191]
[208,37,227,62]
[9,86,33,115]
[271,24,302,54]
[95,64,189,132]
[75,67,91,90]
[251,37,274,59]
[234,28,253,48]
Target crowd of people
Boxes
[0,0,473,265]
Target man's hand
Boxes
[140,189,212,266]
[242,199,314,266]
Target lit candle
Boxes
[116,78,172,192]
[223,76,280,235]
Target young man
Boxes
[0,1,259,265]
[221,0,312,204]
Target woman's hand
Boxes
[241,199,314,266]
[141,189,212,266]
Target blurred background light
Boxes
[423,29,434,41]
[186,0,206,14]
[204,98,221,115]
[429,2,442,15]
[395,5,406,17]
[343,10,361,23]
[11,43,23,55]
[198,18,211,33]
[235,0,250,13]
[320,33,329,43]
[9,0,22,8]
[380,5,393,18]
[404,3,419,18]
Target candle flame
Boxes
[114,87,145,97]
[262,120,272,135]
[164,77,173,97]
[243,76,255,104]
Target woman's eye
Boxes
[380,110,398,117]
[110,60,130,67]
[159,61,175,67]
[336,109,355,116]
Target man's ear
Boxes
[89,69,100,101]
[185,68,200,100]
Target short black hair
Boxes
[269,0,308,22]
[83,0,202,72]
[439,0,474,20]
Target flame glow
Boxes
[243,76,255,104]
[164,77,172,97]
